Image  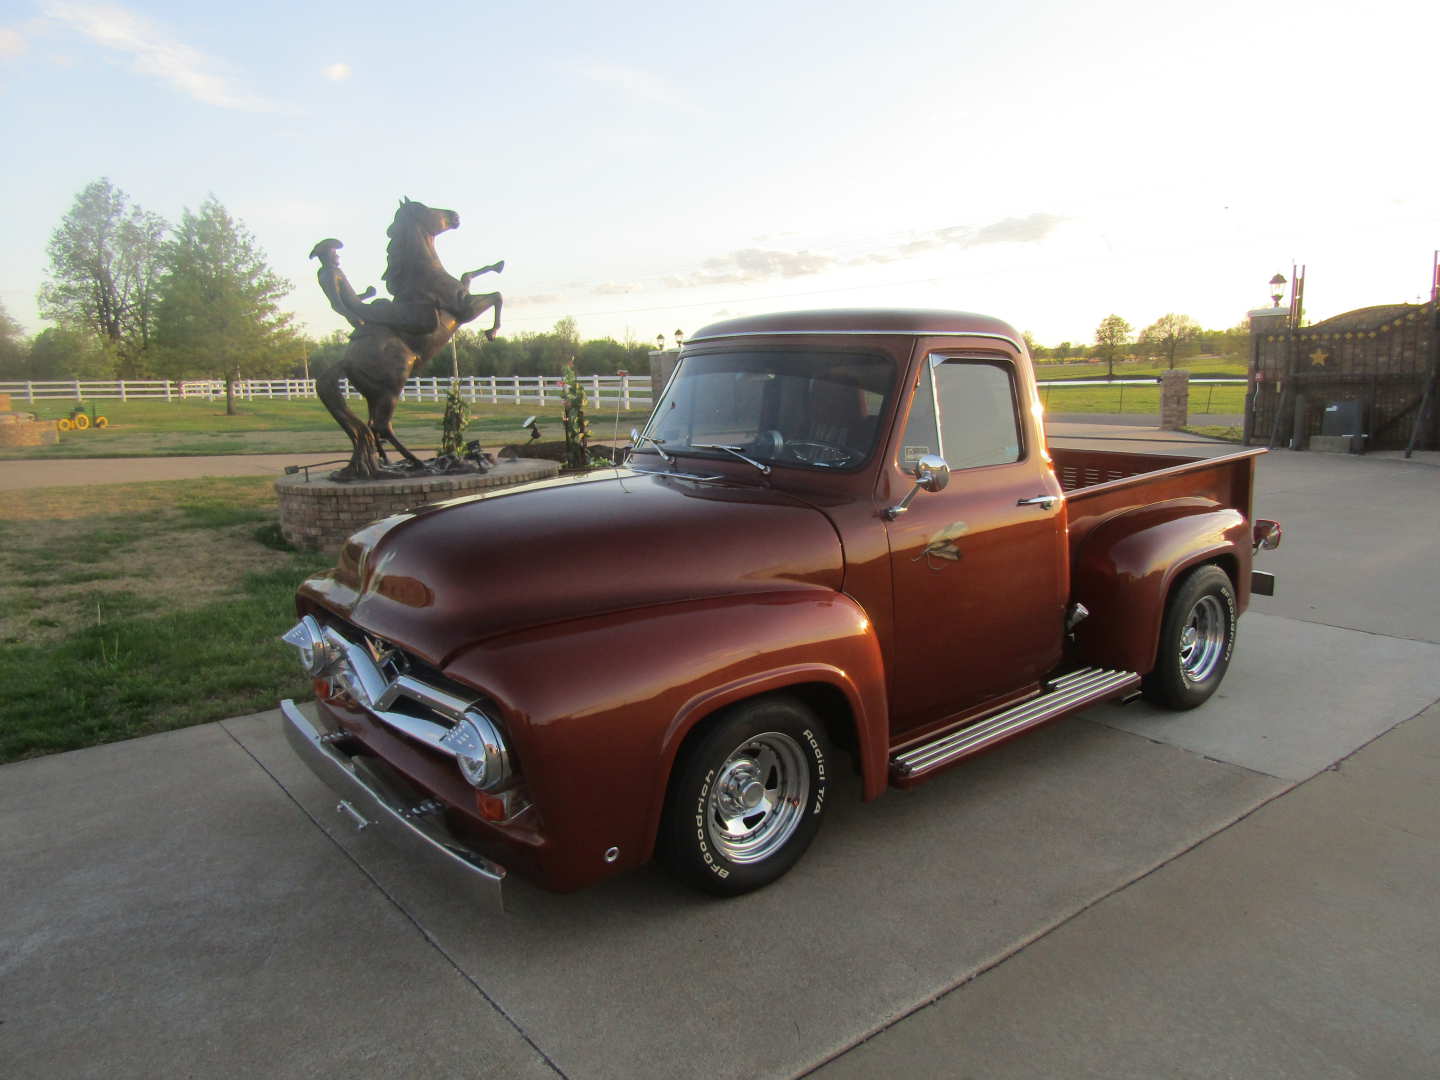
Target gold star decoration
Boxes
[1310,349,1330,367]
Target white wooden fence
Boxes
[0,375,654,410]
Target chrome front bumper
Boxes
[280,699,507,911]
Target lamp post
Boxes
[655,333,665,351]
[1269,273,1287,309]
[674,329,685,349]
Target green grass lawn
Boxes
[3,398,652,459]
[0,476,333,763]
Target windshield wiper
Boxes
[689,443,772,475]
[629,428,674,466]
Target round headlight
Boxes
[438,711,511,791]
[282,615,334,676]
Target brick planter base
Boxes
[276,459,560,554]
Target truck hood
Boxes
[329,468,844,665]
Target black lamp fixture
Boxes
[673,328,685,348]
[1269,273,1287,309]
[655,332,666,351]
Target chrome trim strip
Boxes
[375,674,473,722]
[280,700,506,912]
[892,668,1140,777]
[683,329,1023,350]
[626,465,725,482]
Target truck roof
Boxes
[687,308,1025,348]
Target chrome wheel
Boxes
[706,732,809,864]
[1179,594,1227,684]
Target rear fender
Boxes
[444,590,888,876]
[1070,506,1251,674]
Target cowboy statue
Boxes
[309,198,504,482]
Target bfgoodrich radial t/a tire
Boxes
[659,695,831,897]
[1142,564,1237,710]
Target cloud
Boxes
[323,61,350,82]
[567,211,1068,302]
[968,212,1066,246]
[899,213,1066,255]
[657,248,838,289]
[0,26,25,58]
[577,63,687,108]
[509,292,562,306]
[43,2,276,110]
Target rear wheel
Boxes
[73,413,91,430]
[1142,564,1237,710]
[659,695,831,897]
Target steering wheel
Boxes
[783,440,856,467]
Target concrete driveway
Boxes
[2,441,1438,1079]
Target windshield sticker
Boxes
[902,445,930,464]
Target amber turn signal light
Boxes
[476,792,508,821]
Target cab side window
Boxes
[899,359,1022,471]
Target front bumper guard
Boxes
[280,699,506,911]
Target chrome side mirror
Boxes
[884,455,949,520]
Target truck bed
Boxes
[1052,446,1265,551]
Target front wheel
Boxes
[659,696,831,897]
[1142,564,1237,710]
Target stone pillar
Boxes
[649,349,680,405]
[1245,308,1289,444]
[1160,369,1190,431]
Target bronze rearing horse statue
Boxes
[311,197,503,481]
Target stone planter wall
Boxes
[276,459,560,554]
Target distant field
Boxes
[1034,355,1247,380]
[2,398,651,459]
[1040,382,1244,416]
[2,369,1247,461]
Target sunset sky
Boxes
[2,0,1436,348]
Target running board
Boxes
[889,667,1141,786]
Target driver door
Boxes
[884,354,1067,738]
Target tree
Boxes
[1094,314,1132,379]
[304,329,350,381]
[1141,313,1199,370]
[1053,341,1072,363]
[28,327,114,378]
[38,179,168,375]
[1219,321,1250,364]
[152,197,299,415]
[0,300,26,379]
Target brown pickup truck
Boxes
[280,308,1281,904]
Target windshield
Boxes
[642,349,896,470]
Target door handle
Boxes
[1017,495,1060,510]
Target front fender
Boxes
[1070,505,1252,674]
[443,589,887,886]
